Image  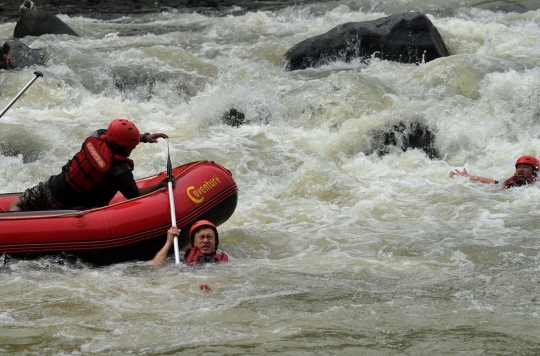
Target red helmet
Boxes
[515,155,539,170]
[189,220,219,249]
[107,118,140,147]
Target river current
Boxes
[1,1,540,355]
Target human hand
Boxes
[199,283,212,292]
[146,133,168,143]
[449,168,469,178]
[160,174,174,188]
[166,226,180,243]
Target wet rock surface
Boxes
[282,12,450,71]
[371,121,438,159]
[0,39,45,70]
[13,11,79,38]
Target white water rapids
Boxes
[1,1,540,354]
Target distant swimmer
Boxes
[450,155,538,189]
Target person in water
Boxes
[151,220,228,292]
[151,220,228,267]
[9,118,169,211]
[449,155,539,188]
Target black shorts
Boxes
[18,180,65,211]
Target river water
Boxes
[1,1,540,355]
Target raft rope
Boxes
[0,160,210,221]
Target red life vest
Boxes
[183,247,228,264]
[65,135,134,193]
[502,175,536,189]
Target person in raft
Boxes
[9,118,169,211]
[151,220,228,266]
[449,155,539,189]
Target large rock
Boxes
[371,121,438,159]
[14,11,79,38]
[282,12,449,71]
[187,0,218,7]
[0,40,45,70]
[222,108,245,127]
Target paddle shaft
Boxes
[0,71,43,119]
[166,141,181,264]
[168,180,181,264]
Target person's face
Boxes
[122,145,136,157]
[193,227,216,254]
[515,164,534,178]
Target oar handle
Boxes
[0,71,43,119]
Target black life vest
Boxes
[502,176,536,189]
[183,247,228,264]
[65,135,134,193]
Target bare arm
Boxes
[150,226,179,266]
[199,283,212,292]
[138,175,170,196]
[449,168,496,184]
[141,133,169,143]
[150,226,214,292]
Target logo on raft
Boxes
[187,175,222,204]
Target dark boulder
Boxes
[283,12,449,71]
[187,0,218,8]
[14,11,79,38]
[0,40,45,70]
[371,121,438,159]
[222,108,245,127]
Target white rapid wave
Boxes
[1,1,540,354]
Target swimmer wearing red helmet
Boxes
[150,220,228,264]
[150,220,228,291]
[450,155,539,188]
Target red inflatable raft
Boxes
[0,160,238,264]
